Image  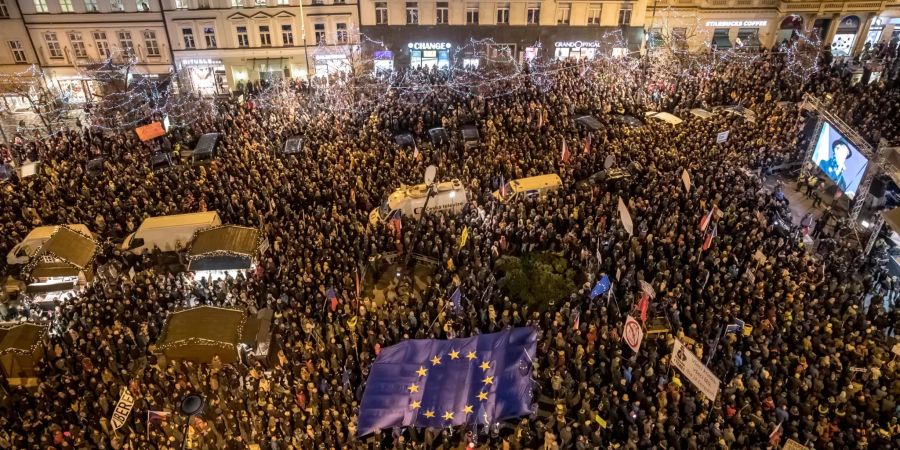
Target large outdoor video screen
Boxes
[811,122,869,199]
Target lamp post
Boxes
[299,0,311,80]
[179,394,204,450]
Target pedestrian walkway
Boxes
[0,109,84,144]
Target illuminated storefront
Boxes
[178,58,228,96]
[408,42,452,69]
[554,41,602,60]
[832,15,862,57]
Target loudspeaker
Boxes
[870,177,887,198]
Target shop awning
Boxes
[187,225,260,272]
[155,306,249,364]
[713,36,732,50]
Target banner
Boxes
[135,122,166,142]
[458,226,469,249]
[110,388,136,431]
[671,339,721,402]
[617,197,633,235]
[623,315,644,353]
[716,130,730,144]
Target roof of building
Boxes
[187,225,260,258]
[0,323,47,356]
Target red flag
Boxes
[638,294,649,323]
[561,139,571,163]
[699,208,713,232]
[702,224,717,251]
[583,133,592,155]
[768,421,783,447]
[499,175,508,198]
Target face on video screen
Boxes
[811,123,868,198]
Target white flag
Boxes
[681,169,691,192]
[617,197,633,236]
[671,339,721,402]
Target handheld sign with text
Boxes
[111,388,136,431]
[716,130,730,144]
[623,315,644,353]
[671,338,721,402]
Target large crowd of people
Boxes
[0,44,899,450]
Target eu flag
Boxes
[357,327,537,436]
[591,275,611,299]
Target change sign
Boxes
[716,130,730,144]
[110,388,136,431]
[671,339,721,402]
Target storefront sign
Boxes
[180,58,223,67]
[408,42,451,50]
[706,20,768,28]
[555,41,602,49]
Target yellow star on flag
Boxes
[479,361,491,371]
[463,405,474,414]
[423,409,435,418]
[407,383,419,393]
[442,411,455,421]
[416,366,428,377]
[482,376,494,386]
[430,355,441,366]
[477,391,489,401]
[449,350,460,360]
[466,351,477,360]
[410,400,421,409]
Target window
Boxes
[336,22,348,44]
[466,4,478,24]
[496,4,509,24]
[68,32,88,58]
[277,0,288,4]
[375,2,388,25]
[44,32,62,58]
[118,31,134,56]
[182,28,196,49]
[256,0,266,6]
[281,24,293,46]
[111,0,124,11]
[34,0,48,13]
[314,23,325,44]
[204,26,216,48]
[93,32,110,57]
[556,3,570,24]
[198,0,210,8]
[259,25,271,46]
[232,0,242,6]
[526,4,540,25]
[175,0,188,8]
[436,2,448,24]
[84,0,98,12]
[9,41,26,63]
[143,30,160,56]
[236,26,249,47]
[587,5,601,24]
[59,0,73,12]
[139,1,149,10]
[406,2,418,25]
[618,4,632,26]
[0,0,8,18]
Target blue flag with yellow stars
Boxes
[357,327,537,436]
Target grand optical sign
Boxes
[555,41,602,49]
[408,42,452,50]
[706,20,768,27]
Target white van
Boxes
[6,224,93,266]
[492,174,562,202]
[121,211,222,254]
[370,179,468,225]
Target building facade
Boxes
[647,0,900,55]
[358,0,651,69]
[19,0,173,103]
[163,0,359,94]
[0,0,41,111]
